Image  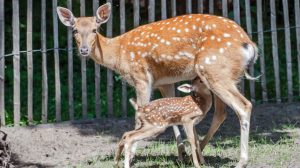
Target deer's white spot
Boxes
[185,22,189,25]
[199,65,204,69]
[185,28,189,32]
[211,36,215,40]
[166,41,171,45]
[240,34,244,38]
[217,38,221,42]
[212,24,217,28]
[199,28,202,33]
[166,22,170,24]
[201,46,205,51]
[219,48,225,53]
[205,57,211,64]
[177,29,181,33]
[223,33,231,37]
[175,55,180,60]
[188,15,192,18]
[161,39,165,43]
[226,42,232,46]
[202,37,207,42]
[196,18,200,21]
[205,25,210,30]
[212,55,217,60]
[160,27,164,30]
[172,27,176,30]
[192,44,197,49]
[130,52,135,60]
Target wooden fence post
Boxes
[209,0,214,14]
[27,0,33,124]
[13,0,20,126]
[171,0,176,16]
[270,0,281,103]
[120,0,127,117]
[294,0,300,98]
[93,0,101,119]
[186,0,192,14]
[256,0,268,102]
[197,0,203,14]
[80,0,88,119]
[107,0,114,117]
[53,0,61,122]
[67,0,74,120]
[41,0,48,123]
[0,0,5,126]
[148,0,155,23]
[222,0,228,17]
[282,0,293,102]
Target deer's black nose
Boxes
[80,46,89,56]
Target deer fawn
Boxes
[115,77,212,168]
[57,3,258,167]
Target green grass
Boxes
[74,127,299,168]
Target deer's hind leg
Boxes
[159,84,186,161]
[200,96,227,150]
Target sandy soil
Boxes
[1,102,300,168]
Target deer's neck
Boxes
[91,33,121,72]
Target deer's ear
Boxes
[57,7,75,27]
[95,3,111,26]
[177,84,193,93]
[129,98,138,110]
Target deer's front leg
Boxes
[159,84,186,161]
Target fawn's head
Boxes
[57,3,111,57]
[177,77,210,95]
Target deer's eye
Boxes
[72,29,78,34]
[92,29,97,33]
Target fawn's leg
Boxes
[159,84,186,161]
[123,127,166,168]
[184,123,201,168]
[193,124,206,165]
[200,95,227,150]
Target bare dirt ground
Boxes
[1,102,300,168]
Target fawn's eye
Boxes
[92,29,97,33]
[72,29,78,34]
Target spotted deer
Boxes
[57,3,258,167]
[115,77,211,168]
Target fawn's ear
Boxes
[177,84,193,93]
[129,98,138,110]
[95,3,111,26]
[57,7,76,27]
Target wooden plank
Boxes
[295,0,300,97]
[282,0,293,102]
[27,0,33,124]
[256,0,268,102]
[270,0,281,103]
[148,0,155,23]
[41,0,48,123]
[12,0,20,126]
[52,0,61,122]
[0,0,5,125]
[134,0,140,27]
[222,0,228,17]
[197,0,203,14]
[186,0,192,14]
[161,0,167,19]
[245,0,255,103]
[171,0,176,17]
[93,0,101,119]
[67,0,74,120]
[106,0,113,117]
[120,0,127,117]
[80,0,88,119]
[233,0,243,94]
[209,0,214,14]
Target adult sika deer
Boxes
[57,3,258,167]
[115,77,211,168]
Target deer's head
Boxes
[177,77,210,95]
[57,3,111,57]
